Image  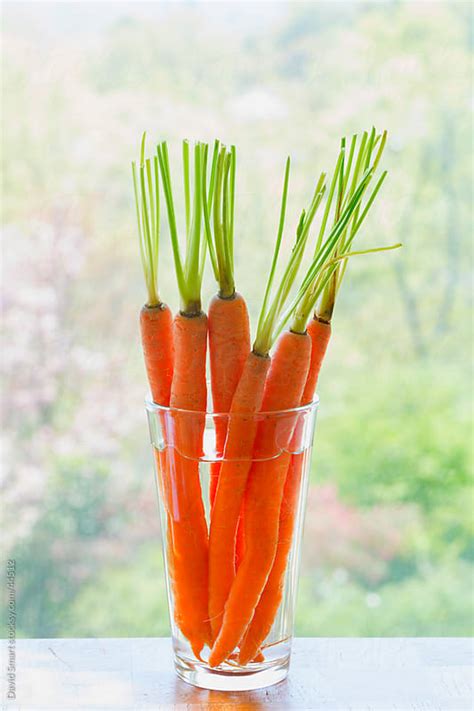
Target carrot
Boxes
[133,136,182,647]
[203,144,251,506]
[140,305,174,405]
[239,130,401,664]
[207,159,326,647]
[209,291,250,504]
[238,450,305,665]
[238,322,330,665]
[237,321,330,664]
[208,350,270,640]
[166,312,209,653]
[208,166,330,664]
[132,134,174,407]
[209,330,312,667]
[237,318,331,663]
[301,317,331,404]
[156,139,212,656]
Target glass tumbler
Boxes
[146,396,318,691]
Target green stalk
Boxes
[157,140,208,314]
[184,143,204,311]
[264,173,326,330]
[204,143,237,299]
[183,140,191,237]
[131,132,160,307]
[222,152,233,291]
[202,141,220,281]
[335,169,388,294]
[286,170,374,335]
[229,145,236,267]
[299,241,402,327]
[314,147,345,255]
[255,157,291,346]
[156,142,186,300]
[253,165,330,356]
[313,128,395,323]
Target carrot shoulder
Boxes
[168,311,210,655]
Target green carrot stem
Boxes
[203,143,237,298]
[183,140,191,238]
[255,157,291,345]
[308,128,392,324]
[157,140,207,314]
[131,132,160,307]
[281,169,374,337]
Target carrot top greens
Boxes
[132,133,161,307]
[132,130,399,325]
[157,140,210,315]
[203,141,237,299]
[253,159,327,356]
[291,128,401,332]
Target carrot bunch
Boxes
[131,130,400,666]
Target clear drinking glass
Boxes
[146,396,318,691]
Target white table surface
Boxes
[1,637,472,710]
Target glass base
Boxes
[174,652,290,691]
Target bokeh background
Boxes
[2,1,472,639]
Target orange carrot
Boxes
[167,311,210,655]
[133,136,174,408]
[238,449,306,665]
[207,156,320,646]
[204,145,251,507]
[208,351,270,640]
[208,158,329,660]
[301,317,331,404]
[140,304,174,406]
[133,138,186,650]
[238,319,330,663]
[140,304,174,507]
[209,330,311,667]
[157,140,211,656]
[208,292,250,505]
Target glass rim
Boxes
[145,393,319,418]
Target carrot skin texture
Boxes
[239,317,331,663]
[170,311,208,411]
[209,331,311,667]
[208,351,270,642]
[140,304,174,406]
[208,292,251,507]
[234,509,245,570]
[167,312,210,656]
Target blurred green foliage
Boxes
[2,1,472,639]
